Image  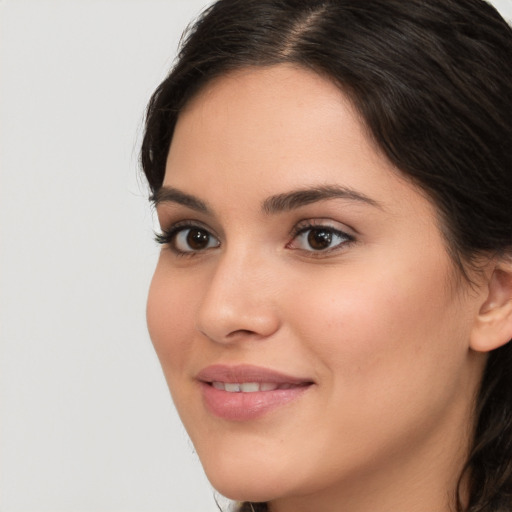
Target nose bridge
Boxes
[196,243,280,343]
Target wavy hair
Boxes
[141,1,512,510]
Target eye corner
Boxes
[154,230,170,246]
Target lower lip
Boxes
[200,382,311,421]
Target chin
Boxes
[200,453,292,503]
[208,475,280,504]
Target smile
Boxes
[197,365,314,421]
[211,382,304,392]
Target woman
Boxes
[140,1,512,511]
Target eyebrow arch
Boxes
[151,186,210,213]
[262,185,382,214]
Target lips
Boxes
[197,364,313,421]
[211,381,299,392]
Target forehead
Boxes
[181,64,351,122]
[165,65,408,199]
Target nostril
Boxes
[227,329,257,337]
[224,328,276,342]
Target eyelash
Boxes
[154,221,219,256]
[287,222,355,255]
[155,221,355,257]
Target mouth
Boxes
[196,364,314,421]
[210,381,307,392]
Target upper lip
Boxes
[196,364,313,385]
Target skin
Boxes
[147,65,492,512]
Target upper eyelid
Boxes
[155,220,216,240]
[290,218,357,237]
[160,219,218,236]
[294,226,353,238]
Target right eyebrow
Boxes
[262,184,382,214]
[151,186,210,213]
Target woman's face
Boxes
[147,65,486,510]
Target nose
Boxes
[196,249,281,344]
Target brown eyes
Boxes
[180,227,218,251]
[307,228,338,250]
[154,224,220,252]
[286,225,353,252]
[156,223,353,255]
[171,226,220,252]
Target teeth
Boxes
[240,382,260,392]
[211,382,282,392]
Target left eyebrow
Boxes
[262,185,382,214]
[151,186,210,213]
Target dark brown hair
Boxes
[141,1,512,510]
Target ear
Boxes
[470,257,512,353]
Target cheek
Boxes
[146,262,198,373]
[276,260,474,482]
[286,258,468,400]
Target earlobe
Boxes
[470,260,512,353]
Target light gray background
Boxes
[1,1,511,511]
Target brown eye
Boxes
[289,225,353,253]
[174,227,220,253]
[186,228,210,250]
[307,229,333,250]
